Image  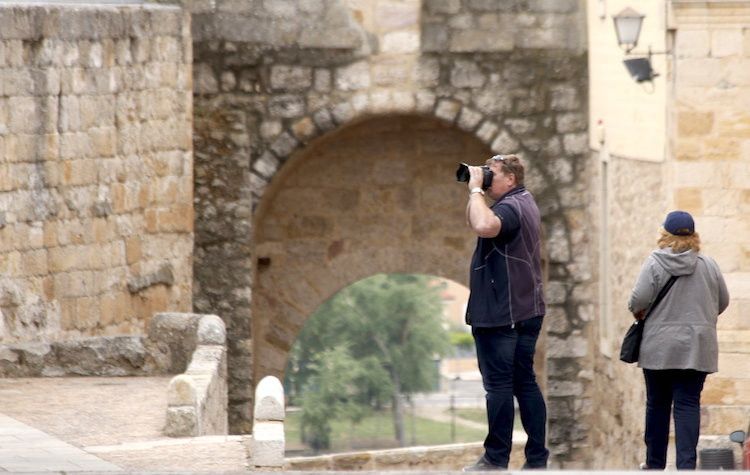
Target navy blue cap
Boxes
[664,210,694,236]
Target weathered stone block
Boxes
[332,452,375,470]
[252,151,279,178]
[197,314,225,345]
[313,68,331,92]
[251,421,285,467]
[676,29,710,59]
[476,121,499,144]
[528,0,578,13]
[331,101,355,125]
[335,61,371,91]
[550,84,580,111]
[562,132,588,154]
[268,94,305,119]
[556,112,586,133]
[426,0,461,15]
[298,26,364,49]
[712,29,742,58]
[474,90,512,114]
[312,108,335,133]
[420,23,448,52]
[379,25,418,53]
[450,29,514,52]
[165,406,198,437]
[490,130,519,154]
[450,59,486,88]
[193,62,218,94]
[372,60,411,86]
[269,131,298,158]
[457,107,483,132]
[270,65,312,91]
[168,374,198,406]
[415,91,436,113]
[290,117,316,141]
[678,110,714,136]
[435,99,461,123]
[548,335,588,358]
[548,380,584,398]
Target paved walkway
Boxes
[0,377,249,472]
[0,413,120,472]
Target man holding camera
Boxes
[462,155,549,471]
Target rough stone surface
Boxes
[165,406,198,437]
[0,3,194,345]
[286,441,525,470]
[1,0,593,466]
[191,4,590,458]
[197,314,225,345]
[167,374,197,406]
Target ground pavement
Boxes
[0,377,248,472]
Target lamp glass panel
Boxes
[614,16,642,46]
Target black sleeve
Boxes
[492,203,520,242]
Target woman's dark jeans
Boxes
[472,316,549,469]
[643,369,707,470]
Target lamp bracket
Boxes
[623,45,671,59]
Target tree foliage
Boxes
[286,274,451,450]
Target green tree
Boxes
[299,346,371,452]
[287,274,451,448]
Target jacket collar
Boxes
[495,185,526,204]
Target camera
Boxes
[456,162,494,190]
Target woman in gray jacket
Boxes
[628,210,729,470]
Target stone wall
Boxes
[286,442,494,471]
[669,0,750,440]
[589,153,666,468]
[187,0,593,467]
[586,0,750,468]
[0,4,194,342]
[165,314,228,437]
[0,312,214,378]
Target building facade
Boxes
[1,0,747,469]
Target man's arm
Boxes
[466,166,501,238]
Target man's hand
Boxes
[468,166,484,190]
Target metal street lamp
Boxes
[613,7,645,53]
[612,7,670,83]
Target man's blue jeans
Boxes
[472,316,549,468]
[643,369,707,470]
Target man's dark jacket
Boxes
[466,186,546,327]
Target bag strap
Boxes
[643,275,679,321]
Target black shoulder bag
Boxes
[619,275,679,364]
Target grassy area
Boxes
[454,408,487,424]
[449,408,522,431]
[285,409,486,456]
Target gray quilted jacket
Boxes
[627,248,729,373]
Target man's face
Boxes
[487,162,515,199]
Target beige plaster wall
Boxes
[588,0,668,161]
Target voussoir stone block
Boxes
[435,99,461,123]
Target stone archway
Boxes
[251,113,550,387]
